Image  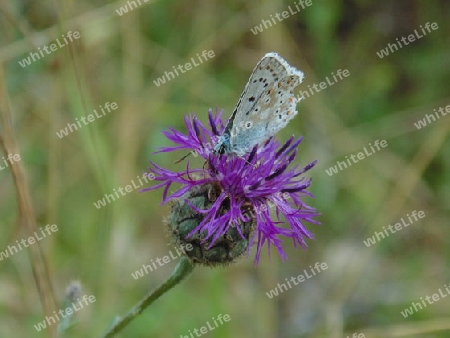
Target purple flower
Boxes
[142,109,320,263]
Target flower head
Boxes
[142,109,320,264]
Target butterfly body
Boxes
[213,52,304,156]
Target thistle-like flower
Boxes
[142,109,319,264]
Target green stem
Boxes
[100,257,195,337]
[56,298,77,335]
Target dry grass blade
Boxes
[0,64,56,338]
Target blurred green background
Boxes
[0,0,449,337]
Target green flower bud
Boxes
[168,183,255,267]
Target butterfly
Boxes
[213,52,304,156]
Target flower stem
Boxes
[100,257,195,337]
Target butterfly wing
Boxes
[227,52,304,155]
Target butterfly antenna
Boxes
[174,152,192,164]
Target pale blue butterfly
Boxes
[213,52,304,156]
